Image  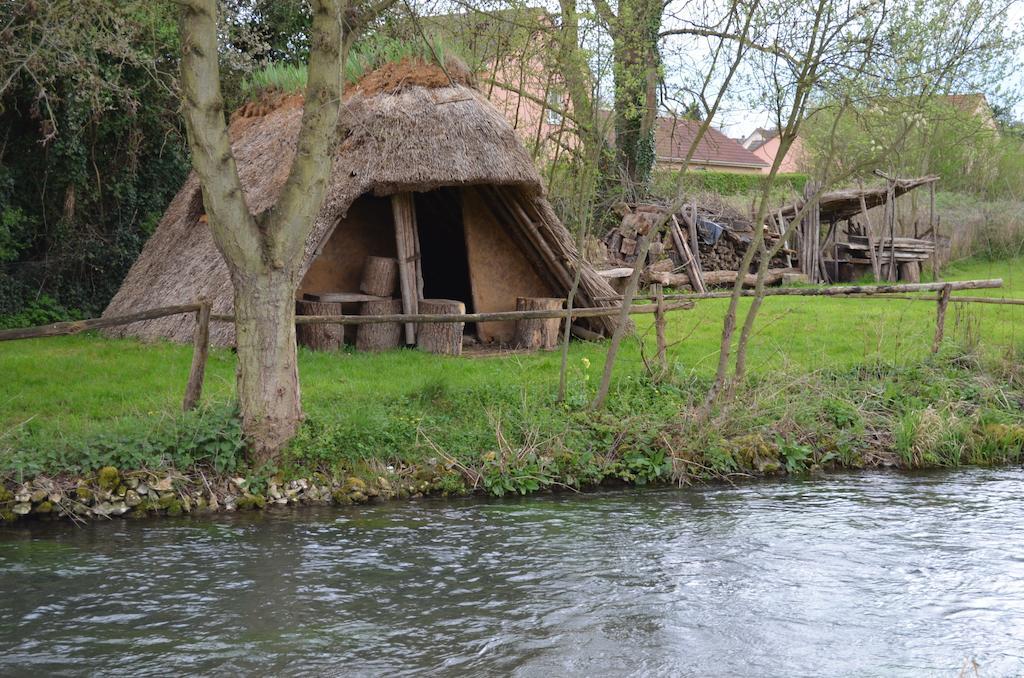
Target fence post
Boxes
[653,283,667,372]
[932,283,952,354]
[183,299,211,411]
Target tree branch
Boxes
[178,0,262,267]
[263,0,344,267]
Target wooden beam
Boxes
[391,192,420,344]
[289,301,695,326]
[0,304,202,342]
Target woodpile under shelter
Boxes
[779,174,941,284]
[103,60,617,351]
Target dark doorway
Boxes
[415,189,475,326]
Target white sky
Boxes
[695,1,1024,139]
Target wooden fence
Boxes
[0,278,1007,410]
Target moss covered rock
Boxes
[0,486,13,504]
[97,466,121,491]
[236,494,266,510]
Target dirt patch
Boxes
[351,56,474,96]
[229,90,304,137]
[227,57,474,129]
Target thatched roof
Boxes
[779,175,939,223]
[103,64,616,345]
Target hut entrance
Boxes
[415,188,475,333]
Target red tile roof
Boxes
[655,117,767,169]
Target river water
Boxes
[2,469,1023,676]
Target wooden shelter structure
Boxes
[103,60,617,349]
[777,173,940,283]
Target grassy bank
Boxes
[2,257,1023,519]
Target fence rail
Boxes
[0,278,1010,409]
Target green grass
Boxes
[2,256,1023,480]
[239,36,472,100]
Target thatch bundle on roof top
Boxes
[103,60,617,346]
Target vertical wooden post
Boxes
[930,182,940,281]
[859,193,881,282]
[654,283,667,372]
[392,192,420,344]
[183,299,211,411]
[688,199,703,275]
[932,283,952,354]
[887,180,897,282]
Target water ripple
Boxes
[2,469,1024,675]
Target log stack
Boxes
[600,199,790,290]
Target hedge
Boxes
[653,170,809,197]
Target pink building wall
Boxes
[752,136,807,174]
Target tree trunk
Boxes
[233,271,303,466]
[610,0,662,195]
[513,297,564,350]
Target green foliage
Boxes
[239,35,470,101]
[0,295,84,330]
[778,439,813,474]
[801,96,1022,199]
[652,170,808,197]
[2,404,245,480]
[0,2,188,323]
[241,62,309,98]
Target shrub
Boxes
[652,170,809,197]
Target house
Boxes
[420,8,577,160]
[740,128,807,173]
[655,117,768,173]
[102,59,617,347]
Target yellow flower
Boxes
[581,357,591,369]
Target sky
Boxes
[700,1,1024,139]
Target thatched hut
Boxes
[103,60,617,347]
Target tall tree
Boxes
[593,0,663,195]
[175,0,342,463]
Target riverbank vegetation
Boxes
[3,257,1023,520]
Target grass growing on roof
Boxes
[240,35,473,100]
[2,257,1023,483]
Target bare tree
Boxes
[175,0,342,463]
[706,0,1020,399]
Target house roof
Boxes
[102,60,617,344]
[778,175,940,223]
[655,118,768,169]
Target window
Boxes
[545,89,563,126]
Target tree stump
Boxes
[513,297,564,350]
[417,299,465,355]
[360,256,399,297]
[356,298,403,352]
[296,300,344,351]
[899,261,921,284]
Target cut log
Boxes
[899,261,921,284]
[296,300,345,350]
[356,298,403,352]
[417,299,465,355]
[359,256,399,297]
[513,297,564,350]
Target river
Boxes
[2,469,1023,676]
